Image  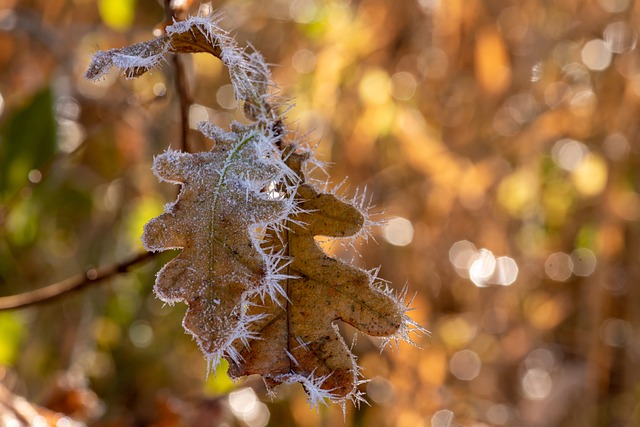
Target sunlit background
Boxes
[1,0,639,426]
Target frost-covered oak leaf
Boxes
[86,11,425,408]
[142,122,297,367]
[227,153,409,405]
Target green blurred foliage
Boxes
[0,312,25,365]
[0,88,56,198]
[98,0,137,31]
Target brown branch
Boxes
[165,0,192,152]
[0,251,157,310]
[173,55,191,152]
[0,3,190,311]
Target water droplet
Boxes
[600,318,631,347]
[521,368,553,400]
[581,39,612,71]
[570,248,597,276]
[449,349,482,381]
[449,240,477,273]
[596,0,631,13]
[545,252,573,281]
[383,216,414,247]
[469,249,496,287]
[551,138,589,171]
[431,409,454,427]
[390,71,417,101]
[492,256,519,286]
[129,321,154,348]
[604,21,637,53]
[292,49,316,74]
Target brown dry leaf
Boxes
[228,152,412,405]
[142,122,296,366]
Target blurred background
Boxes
[0,0,639,426]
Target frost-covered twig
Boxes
[84,14,281,126]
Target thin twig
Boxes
[0,251,157,310]
[173,55,191,152]
[165,0,192,152]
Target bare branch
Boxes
[0,251,156,310]
[165,0,191,152]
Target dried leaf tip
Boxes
[84,13,279,122]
